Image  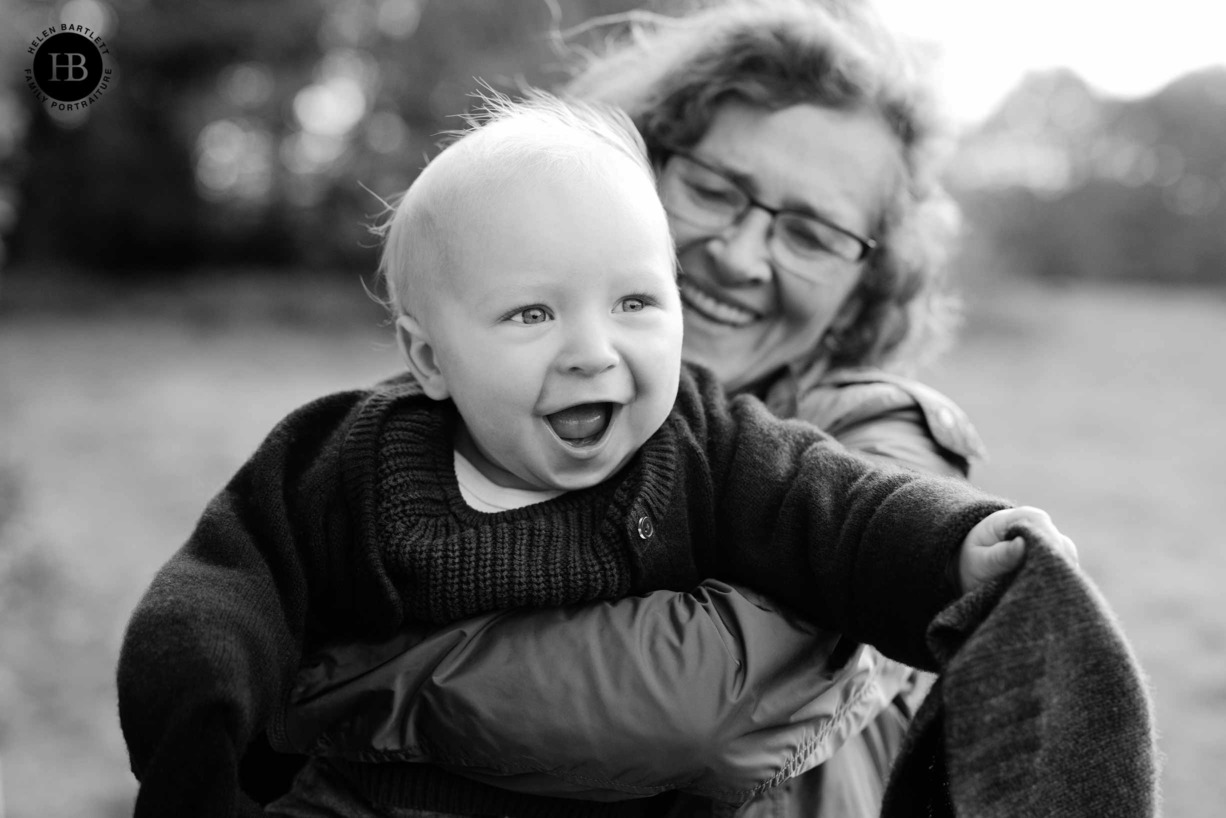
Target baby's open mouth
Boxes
[546,402,614,447]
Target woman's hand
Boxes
[957,506,1078,594]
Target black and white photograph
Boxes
[1,1,1223,815]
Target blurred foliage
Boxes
[950,67,1226,285]
[0,0,659,276]
[0,1,1223,283]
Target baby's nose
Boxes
[557,326,619,376]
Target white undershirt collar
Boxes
[453,449,566,512]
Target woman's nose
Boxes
[705,208,774,287]
[557,324,620,376]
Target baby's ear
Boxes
[396,314,450,400]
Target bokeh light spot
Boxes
[60,0,115,38]
[377,0,422,39]
[365,111,408,154]
[1151,144,1186,187]
[221,63,274,108]
[281,131,348,176]
[195,119,274,202]
[1165,174,1221,216]
[293,77,367,138]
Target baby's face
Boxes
[423,162,682,491]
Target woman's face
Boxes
[665,100,903,390]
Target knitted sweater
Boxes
[117,365,1007,818]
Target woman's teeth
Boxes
[547,403,612,445]
[679,280,759,327]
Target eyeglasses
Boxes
[658,153,878,278]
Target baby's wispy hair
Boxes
[374,88,656,319]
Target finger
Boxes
[993,536,1027,573]
[992,506,1053,542]
[1061,534,1079,565]
[969,536,1025,587]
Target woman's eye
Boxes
[783,221,830,253]
[616,296,648,313]
[509,306,552,325]
[779,216,841,256]
[686,181,740,207]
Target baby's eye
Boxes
[615,296,649,313]
[508,306,552,325]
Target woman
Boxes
[265,1,983,815]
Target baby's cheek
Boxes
[653,317,686,367]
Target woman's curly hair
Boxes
[559,0,961,371]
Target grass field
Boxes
[0,273,1222,817]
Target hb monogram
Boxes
[48,52,89,81]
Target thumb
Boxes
[986,535,1027,576]
[963,536,1026,592]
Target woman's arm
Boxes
[281,580,911,803]
[794,369,986,479]
[273,372,984,800]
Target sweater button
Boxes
[636,515,655,541]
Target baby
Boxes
[118,92,1073,818]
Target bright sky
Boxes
[874,1,1226,126]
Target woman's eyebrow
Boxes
[691,152,755,191]
[692,151,847,223]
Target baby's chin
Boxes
[531,447,643,493]
[534,464,623,493]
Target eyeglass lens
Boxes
[659,155,869,271]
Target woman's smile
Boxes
[679,276,762,327]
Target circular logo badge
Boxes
[31,31,105,103]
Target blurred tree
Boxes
[3,0,664,278]
[8,0,324,273]
[949,67,1226,286]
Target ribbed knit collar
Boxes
[338,373,681,626]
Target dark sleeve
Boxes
[116,390,381,818]
[685,375,1009,669]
